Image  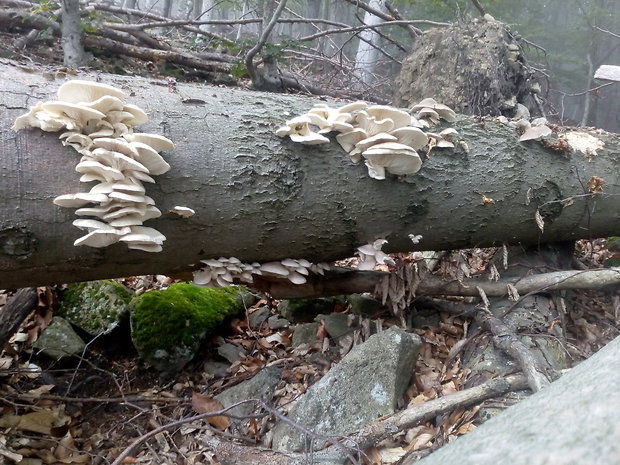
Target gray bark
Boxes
[0,62,619,289]
[60,0,85,67]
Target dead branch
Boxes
[257,267,620,299]
[384,0,420,38]
[418,267,620,297]
[330,374,528,453]
[0,287,37,348]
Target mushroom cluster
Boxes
[356,239,395,270]
[192,257,330,288]
[276,99,458,180]
[12,80,175,252]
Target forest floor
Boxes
[1,241,618,465]
[0,28,619,465]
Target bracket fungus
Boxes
[12,80,176,252]
[276,99,457,180]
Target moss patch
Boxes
[58,280,133,336]
[130,283,255,372]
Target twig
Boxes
[0,287,37,348]
[299,19,450,42]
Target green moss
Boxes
[58,280,133,336]
[130,283,255,371]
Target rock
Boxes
[410,335,620,465]
[247,305,271,330]
[314,313,357,340]
[215,366,282,417]
[202,361,230,378]
[267,315,290,330]
[347,293,383,317]
[33,317,85,361]
[58,280,133,336]
[291,322,320,347]
[217,342,247,364]
[278,297,343,323]
[272,327,422,452]
[130,283,256,372]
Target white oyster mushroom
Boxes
[519,125,552,142]
[362,142,422,180]
[366,105,412,130]
[60,132,93,151]
[354,111,395,136]
[129,142,171,175]
[417,108,440,125]
[356,239,394,270]
[354,133,398,153]
[170,206,195,218]
[276,116,330,145]
[123,133,175,152]
[389,127,429,150]
[57,80,126,104]
[82,95,125,114]
[412,98,457,122]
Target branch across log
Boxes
[1,62,619,289]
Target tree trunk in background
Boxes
[123,0,136,10]
[162,0,173,18]
[353,0,385,87]
[1,62,619,289]
[60,0,84,67]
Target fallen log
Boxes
[0,61,619,289]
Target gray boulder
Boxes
[272,327,421,452]
[33,317,85,360]
[215,366,282,417]
[411,334,620,465]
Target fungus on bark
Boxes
[12,80,177,252]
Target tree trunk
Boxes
[60,0,85,67]
[353,0,385,87]
[1,62,619,289]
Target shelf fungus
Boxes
[12,80,175,252]
[276,99,457,180]
[193,257,330,288]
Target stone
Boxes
[278,297,343,323]
[215,366,282,417]
[411,334,620,465]
[347,293,383,317]
[314,313,357,340]
[272,327,422,452]
[267,314,290,330]
[130,283,256,372]
[247,305,271,330]
[58,280,133,336]
[217,342,247,364]
[33,317,85,360]
[291,322,320,347]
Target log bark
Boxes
[0,61,619,289]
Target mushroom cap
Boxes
[354,133,398,152]
[120,104,149,126]
[74,230,124,248]
[390,127,429,150]
[54,192,110,208]
[363,143,422,178]
[119,226,166,245]
[127,243,163,252]
[60,132,93,151]
[412,98,456,122]
[40,101,106,128]
[337,101,367,114]
[82,95,125,114]
[290,132,330,145]
[72,219,119,232]
[75,160,125,182]
[130,142,171,175]
[519,125,552,141]
[366,105,412,130]
[170,206,195,218]
[259,261,290,276]
[92,137,139,158]
[123,133,175,152]
[417,108,440,122]
[336,128,368,153]
[57,80,126,104]
[354,111,394,136]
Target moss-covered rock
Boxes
[130,283,255,372]
[58,280,133,336]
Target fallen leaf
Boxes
[191,392,230,430]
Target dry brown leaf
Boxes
[191,392,230,430]
[0,408,70,435]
